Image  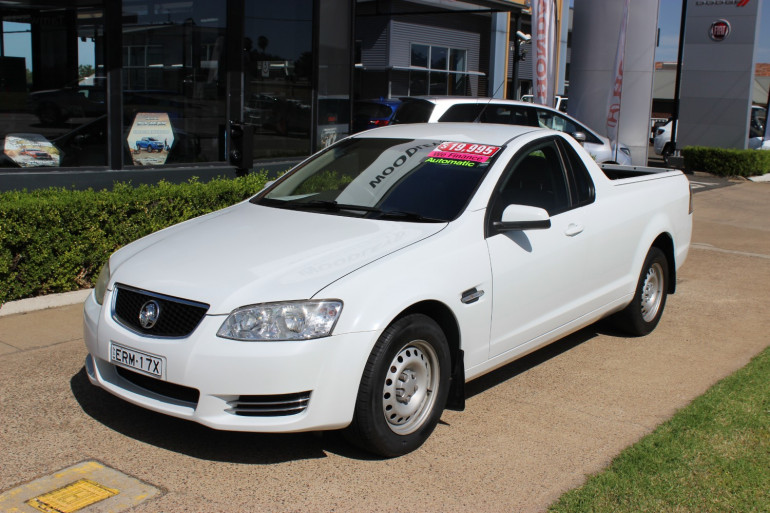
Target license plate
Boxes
[110,342,165,379]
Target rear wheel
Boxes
[345,314,450,457]
[614,247,669,336]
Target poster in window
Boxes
[3,134,61,168]
[127,113,175,166]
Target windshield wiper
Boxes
[280,200,445,223]
[284,200,381,214]
[377,210,446,223]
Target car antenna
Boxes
[474,79,506,123]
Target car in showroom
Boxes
[84,123,692,457]
[391,97,632,165]
[27,77,106,125]
[654,105,767,156]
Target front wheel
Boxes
[613,247,669,336]
[345,314,451,457]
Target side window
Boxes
[535,109,601,144]
[437,104,483,122]
[559,138,596,207]
[392,101,435,124]
[438,104,536,127]
[484,105,535,126]
[489,140,571,220]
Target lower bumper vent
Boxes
[227,392,311,417]
[115,365,200,406]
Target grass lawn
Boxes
[549,346,770,512]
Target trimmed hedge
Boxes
[0,172,269,304]
[682,146,770,177]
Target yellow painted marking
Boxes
[26,479,119,513]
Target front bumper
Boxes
[83,290,377,432]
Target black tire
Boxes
[345,314,451,457]
[614,247,669,336]
[661,143,673,159]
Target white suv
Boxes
[392,97,632,165]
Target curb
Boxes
[748,173,770,183]
[0,289,92,318]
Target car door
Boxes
[485,137,593,358]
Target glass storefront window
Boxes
[244,0,313,159]
[431,46,447,70]
[450,49,466,72]
[409,44,470,97]
[121,0,227,166]
[1,3,106,169]
[411,44,428,68]
[1,0,354,177]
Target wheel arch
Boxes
[393,300,465,411]
[396,300,460,366]
[651,232,677,294]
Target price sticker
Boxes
[428,142,502,163]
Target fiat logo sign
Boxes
[709,19,731,41]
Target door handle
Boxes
[565,223,584,237]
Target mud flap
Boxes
[445,349,465,411]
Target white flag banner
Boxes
[605,0,630,157]
[532,0,557,107]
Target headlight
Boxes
[217,300,343,341]
[93,261,111,306]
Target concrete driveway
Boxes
[1,181,768,513]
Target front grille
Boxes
[226,392,311,417]
[113,284,209,338]
[116,365,200,405]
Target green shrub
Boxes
[682,146,770,177]
[0,172,269,304]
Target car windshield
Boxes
[256,137,501,222]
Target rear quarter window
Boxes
[392,101,435,124]
[438,104,536,126]
[559,139,596,207]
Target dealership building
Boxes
[2,0,565,190]
[1,0,765,190]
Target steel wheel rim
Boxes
[382,340,439,435]
[641,262,664,322]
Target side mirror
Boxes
[571,131,587,146]
[493,204,551,232]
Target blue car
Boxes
[353,99,402,133]
[136,137,165,152]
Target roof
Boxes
[352,121,543,146]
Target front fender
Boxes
[316,209,493,371]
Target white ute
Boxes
[83,123,693,457]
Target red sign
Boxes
[429,142,501,163]
[709,19,731,41]
[435,142,501,156]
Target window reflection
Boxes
[409,43,470,96]
[121,0,227,166]
[244,0,313,159]
[1,5,106,169]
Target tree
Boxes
[78,64,95,79]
